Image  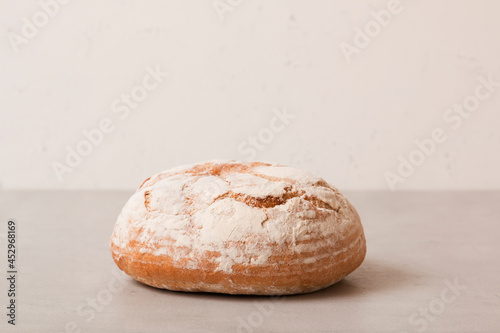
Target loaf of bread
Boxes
[110,160,366,295]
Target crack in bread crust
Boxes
[211,189,338,211]
[214,186,301,208]
[144,190,152,211]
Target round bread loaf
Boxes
[110,160,366,295]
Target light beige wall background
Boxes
[1,0,499,190]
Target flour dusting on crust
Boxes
[111,160,361,273]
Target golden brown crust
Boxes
[110,160,366,295]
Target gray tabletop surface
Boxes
[0,191,499,333]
